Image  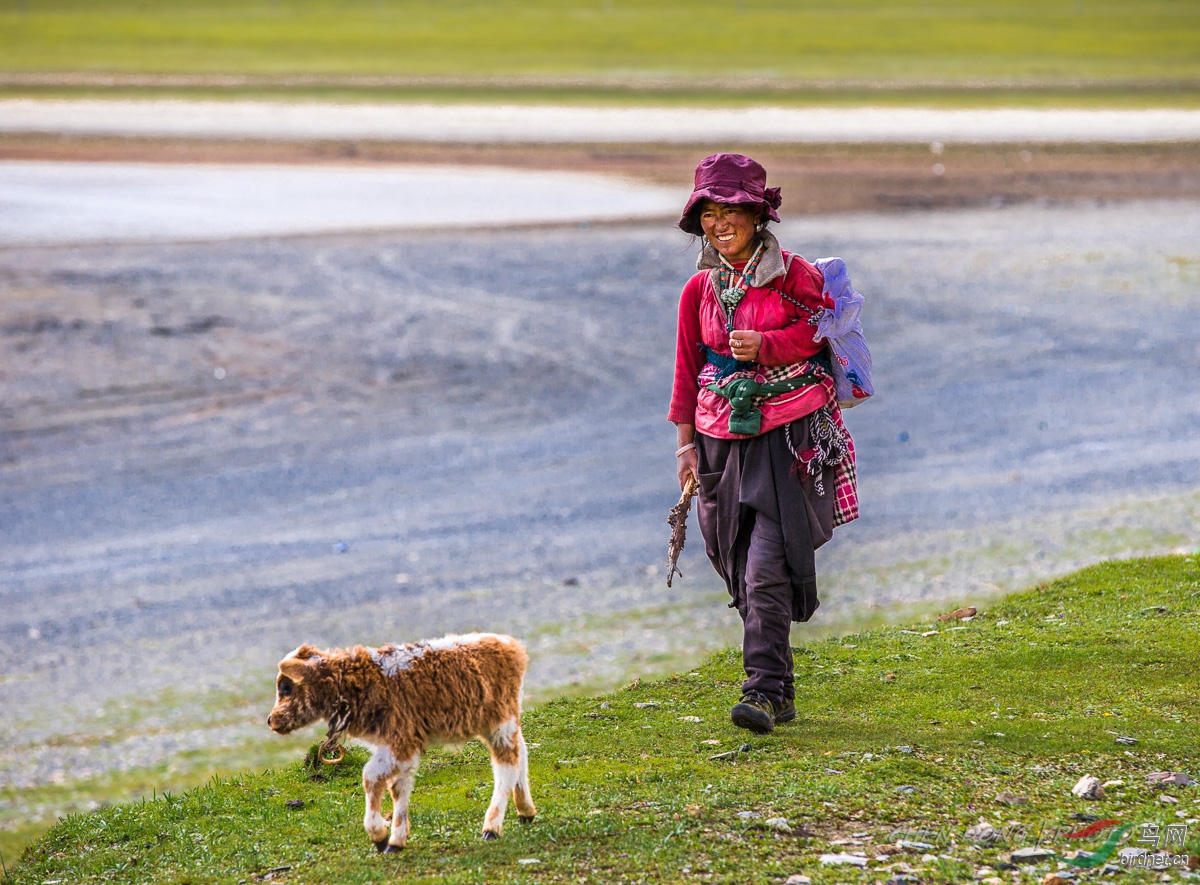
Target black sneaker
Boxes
[730,692,778,734]
[774,698,796,725]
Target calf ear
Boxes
[279,646,323,682]
[279,658,312,682]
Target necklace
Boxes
[715,242,764,331]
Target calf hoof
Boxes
[481,830,499,841]
[518,814,536,823]
[381,844,404,854]
[374,839,390,853]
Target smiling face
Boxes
[698,199,761,263]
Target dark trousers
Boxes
[735,512,794,705]
[696,426,817,710]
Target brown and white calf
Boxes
[267,632,536,851]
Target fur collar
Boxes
[696,228,786,287]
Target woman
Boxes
[669,153,858,734]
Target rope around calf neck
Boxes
[319,698,352,765]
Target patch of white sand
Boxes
[0,160,686,245]
[2,100,1200,143]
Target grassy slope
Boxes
[1,0,1198,89]
[5,555,1199,884]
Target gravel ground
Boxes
[2,199,1199,810]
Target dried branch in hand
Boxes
[666,475,699,588]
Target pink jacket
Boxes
[668,233,834,439]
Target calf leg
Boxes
[362,747,400,847]
[512,726,537,821]
[481,719,522,840]
[382,753,420,852]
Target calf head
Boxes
[267,644,332,734]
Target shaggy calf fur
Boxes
[267,633,535,851]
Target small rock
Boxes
[966,822,1000,843]
[981,879,1004,885]
[1101,780,1124,789]
[995,791,1028,806]
[764,817,792,832]
[285,799,305,809]
[784,876,811,885]
[737,811,762,820]
[677,715,702,722]
[1071,775,1104,800]
[701,739,721,745]
[633,702,658,709]
[600,702,609,709]
[1115,736,1138,745]
[938,606,978,621]
[974,866,996,879]
[1159,794,1179,804]
[819,853,869,866]
[1147,771,1192,786]
[897,840,938,850]
[894,785,918,793]
[517,858,541,865]
[885,876,920,885]
[1011,847,1056,864]
[889,862,915,873]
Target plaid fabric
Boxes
[698,355,818,390]
[701,354,860,528]
[828,405,859,527]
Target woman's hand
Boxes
[674,423,699,491]
[677,447,699,491]
[729,329,762,362]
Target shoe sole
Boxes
[730,705,775,734]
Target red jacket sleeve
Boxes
[667,273,708,424]
[756,257,831,367]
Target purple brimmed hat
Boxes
[677,152,782,235]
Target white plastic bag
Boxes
[813,257,874,408]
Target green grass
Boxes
[5,555,1199,884]
[1,0,1198,101]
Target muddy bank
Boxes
[5,135,1200,214]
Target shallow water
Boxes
[0,160,684,245]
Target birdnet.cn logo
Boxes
[1056,820,1192,869]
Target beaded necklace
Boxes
[714,241,764,332]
